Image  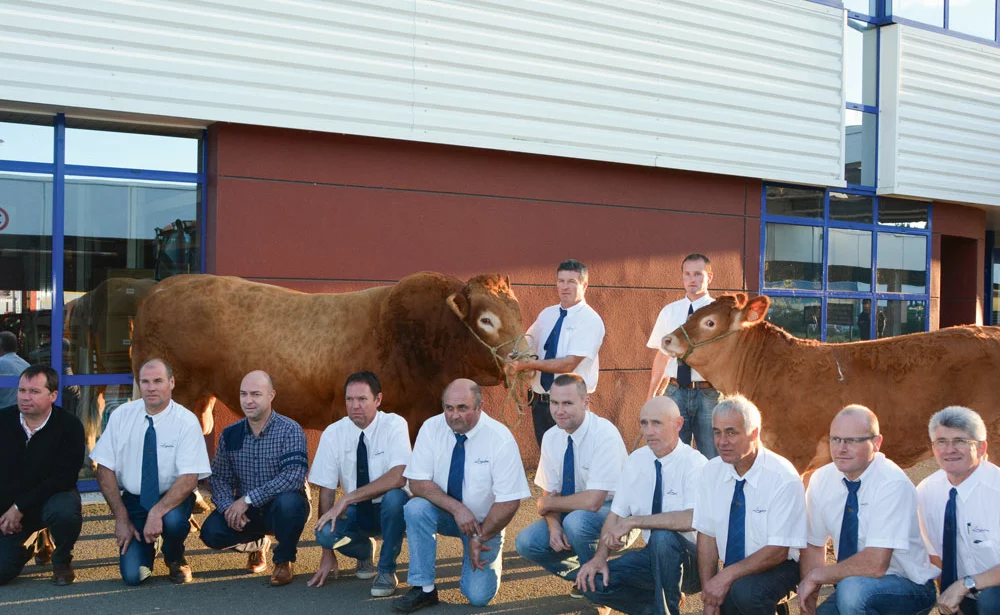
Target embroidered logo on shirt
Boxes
[373,450,385,456]
[666,489,678,496]
[474,458,490,465]
[753,507,767,514]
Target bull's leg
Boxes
[800,437,833,488]
[34,529,55,566]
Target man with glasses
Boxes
[917,406,1000,615]
[798,405,938,615]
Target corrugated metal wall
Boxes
[0,0,845,186]
[879,25,1000,207]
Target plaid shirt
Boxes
[210,411,308,511]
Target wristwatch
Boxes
[244,495,252,507]
[964,575,980,598]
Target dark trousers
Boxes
[120,492,194,586]
[200,491,309,564]
[0,490,82,584]
[531,396,556,447]
[721,558,800,615]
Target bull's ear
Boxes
[503,275,511,289]
[733,293,748,308]
[741,295,770,326]
[446,292,469,319]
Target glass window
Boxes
[68,384,134,479]
[993,261,1000,325]
[765,186,824,219]
[0,173,53,364]
[766,296,822,340]
[879,197,929,229]
[0,121,54,163]
[846,110,877,187]
[65,129,199,172]
[829,228,873,291]
[877,232,927,293]
[845,20,879,107]
[892,0,944,26]
[830,192,874,223]
[764,224,823,290]
[844,0,878,14]
[826,298,867,342]
[950,0,997,39]
[877,299,926,338]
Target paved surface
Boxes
[0,461,941,615]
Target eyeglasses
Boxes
[828,435,877,447]
[932,438,979,450]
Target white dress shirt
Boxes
[918,461,1000,579]
[90,399,211,496]
[536,411,628,500]
[808,453,938,584]
[612,442,708,543]
[404,412,530,523]
[693,447,807,562]
[647,294,714,382]
[309,410,411,503]
[526,300,606,394]
[20,410,51,441]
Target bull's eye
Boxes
[480,317,492,325]
[705,319,715,328]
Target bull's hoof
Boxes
[192,490,210,514]
[34,529,54,566]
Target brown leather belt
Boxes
[669,377,714,390]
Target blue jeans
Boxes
[959,586,1000,615]
[665,383,721,458]
[120,492,194,586]
[315,488,408,574]
[816,575,936,615]
[722,558,799,615]
[515,501,612,581]
[200,491,309,564]
[583,529,699,615]
[0,490,82,584]
[404,497,505,606]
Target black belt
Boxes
[534,392,550,403]
[669,378,714,391]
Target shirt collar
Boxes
[458,413,487,441]
[20,409,52,440]
[560,300,589,316]
[359,411,383,442]
[251,409,279,438]
[564,411,593,443]
[840,451,883,486]
[688,294,713,310]
[725,446,766,487]
[955,460,989,500]
[146,400,175,425]
[655,440,687,463]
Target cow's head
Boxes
[446,274,529,384]
[661,294,771,368]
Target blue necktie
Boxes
[942,487,958,590]
[652,459,663,514]
[561,436,575,497]
[447,434,468,502]
[838,479,862,561]
[140,416,159,511]
[540,308,568,391]
[724,479,746,567]
[676,304,694,388]
[356,432,376,531]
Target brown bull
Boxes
[662,293,1000,474]
[131,272,527,439]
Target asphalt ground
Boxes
[0,460,941,615]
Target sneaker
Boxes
[371,571,399,597]
[247,537,270,574]
[569,585,585,599]
[166,558,193,584]
[356,557,377,580]
[393,586,440,613]
[52,563,75,586]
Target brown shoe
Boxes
[52,564,75,586]
[247,547,268,574]
[270,561,293,586]
[166,558,193,584]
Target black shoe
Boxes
[394,586,440,613]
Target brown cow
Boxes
[131,272,528,440]
[661,293,1000,475]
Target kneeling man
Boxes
[395,379,530,612]
[577,396,707,615]
[798,405,937,615]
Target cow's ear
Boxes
[446,292,469,320]
[741,295,771,327]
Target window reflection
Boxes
[892,0,944,26]
[827,298,866,342]
[765,186,824,219]
[766,296,822,340]
[67,384,134,479]
[877,300,926,338]
[993,262,1000,325]
[765,224,823,290]
[879,197,929,229]
[845,20,878,107]
[877,233,928,293]
[846,110,876,187]
[65,128,199,173]
[0,121,54,163]
[829,228,872,291]
[950,0,997,40]
[830,192,873,223]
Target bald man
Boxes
[798,405,937,615]
[200,370,309,586]
[395,379,531,612]
[577,396,709,615]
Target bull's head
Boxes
[661,293,771,366]
[446,274,529,384]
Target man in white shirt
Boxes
[394,378,530,612]
[918,406,1000,615]
[799,405,938,615]
[515,373,628,593]
[694,395,806,615]
[646,254,720,458]
[90,358,211,586]
[509,259,606,447]
[0,331,29,409]
[307,371,411,597]
[576,395,708,615]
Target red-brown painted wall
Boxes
[204,123,762,464]
[931,202,986,330]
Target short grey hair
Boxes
[928,406,986,442]
[441,380,482,408]
[713,394,761,433]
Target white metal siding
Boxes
[878,25,1000,207]
[1,0,845,185]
